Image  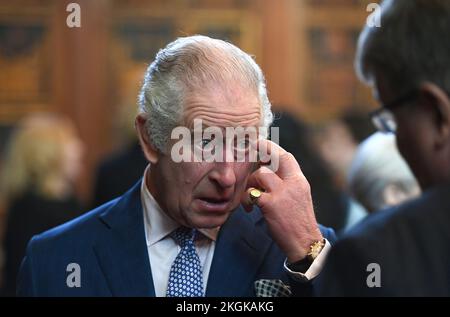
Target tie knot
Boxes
[171,227,196,247]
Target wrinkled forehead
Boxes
[181,83,262,130]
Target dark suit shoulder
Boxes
[317,184,450,296]
[344,184,450,245]
[18,182,143,296]
[17,197,123,296]
[29,198,119,251]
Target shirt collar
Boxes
[140,165,219,246]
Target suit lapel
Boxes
[92,181,273,297]
[94,181,155,296]
[206,207,272,296]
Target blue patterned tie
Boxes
[166,227,204,297]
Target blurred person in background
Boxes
[317,0,450,296]
[272,111,349,232]
[313,119,358,189]
[341,110,376,145]
[0,113,84,296]
[311,119,367,234]
[92,103,147,208]
[347,132,420,215]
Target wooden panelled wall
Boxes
[0,0,377,203]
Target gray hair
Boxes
[138,35,273,152]
[355,0,450,94]
[348,132,419,212]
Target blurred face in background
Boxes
[62,134,84,186]
[0,114,85,200]
[313,121,357,188]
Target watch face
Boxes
[309,240,325,260]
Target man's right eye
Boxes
[199,139,213,148]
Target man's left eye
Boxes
[234,139,250,150]
[201,139,213,148]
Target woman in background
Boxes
[0,113,85,296]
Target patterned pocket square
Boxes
[254,279,292,297]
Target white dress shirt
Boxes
[140,170,218,297]
[140,166,330,296]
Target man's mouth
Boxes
[195,196,233,212]
[200,197,230,204]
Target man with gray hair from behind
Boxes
[347,132,420,214]
[317,0,450,296]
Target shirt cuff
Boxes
[284,239,331,282]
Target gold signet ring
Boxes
[249,188,262,205]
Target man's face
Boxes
[148,84,261,229]
[374,74,436,190]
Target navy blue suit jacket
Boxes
[316,184,450,296]
[17,180,336,296]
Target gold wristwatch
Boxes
[306,238,326,261]
[287,238,326,273]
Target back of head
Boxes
[348,132,420,212]
[138,35,272,152]
[356,0,450,94]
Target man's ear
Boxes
[418,82,450,149]
[382,183,407,207]
[135,114,159,164]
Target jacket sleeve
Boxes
[320,224,338,245]
[16,237,38,297]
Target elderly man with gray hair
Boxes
[348,132,420,214]
[17,35,335,297]
[317,0,450,296]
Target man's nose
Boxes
[209,162,236,189]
